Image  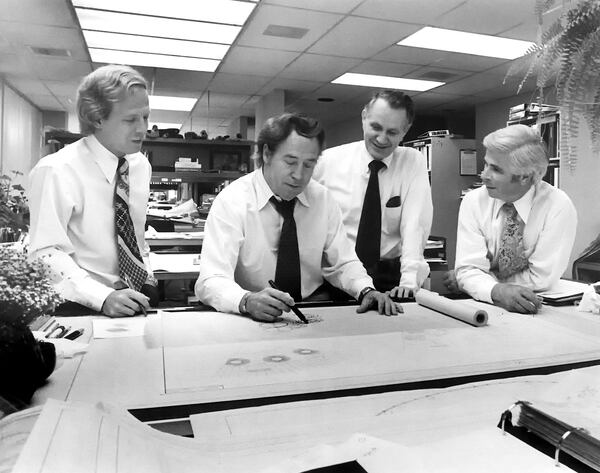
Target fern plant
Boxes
[510,0,600,171]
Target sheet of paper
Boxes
[538,279,588,298]
[93,317,146,339]
[149,252,200,272]
[163,305,600,398]
[11,400,222,473]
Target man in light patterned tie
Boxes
[449,124,577,314]
[28,65,157,317]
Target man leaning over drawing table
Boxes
[447,124,577,314]
[196,112,400,321]
[28,65,157,317]
[312,90,433,298]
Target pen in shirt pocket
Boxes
[122,275,148,316]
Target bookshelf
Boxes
[507,110,560,187]
[404,135,478,268]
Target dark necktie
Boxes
[356,160,386,269]
[271,196,302,301]
[495,202,528,280]
[115,157,148,290]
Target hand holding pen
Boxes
[238,282,308,324]
[101,276,150,318]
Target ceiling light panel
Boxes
[397,27,534,60]
[149,95,197,112]
[76,8,241,44]
[332,73,443,92]
[89,48,219,72]
[82,31,228,60]
[72,0,256,26]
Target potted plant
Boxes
[509,0,600,171]
[0,246,62,407]
[0,171,29,242]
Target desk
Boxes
[146,231,203,249]
[150,252,200,280]
[11,301,600,472]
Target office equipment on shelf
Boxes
[417,129,451,138]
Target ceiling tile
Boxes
[353,0,465,23]
[374,45,443,66]
[1,23,87,60]
[0,0,75,27]
[258,77,322,96]
[33,58,92,81]
[7,78,51,96]
[262,0,363,14]
[435,0,536,35]
[219,46,300,76]
[0,53,31,75]
[236,4,342,51]
[309,17,418,58]
[196,93,251,109]
[299,83,366,104]
[26,93,63,110]
[207,73,272,95]
[44,80,81,97]
[152,69,213,93]
[279,53,361,82]
[434,72,509,96]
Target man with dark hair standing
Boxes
[314,90,433,298]
[28,64,157,317]
[196,112,399,321]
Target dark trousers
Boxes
[365,258,401,292]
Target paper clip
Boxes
[555,429,573,466]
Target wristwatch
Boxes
[239,292,251,314]
[358,287,375,304]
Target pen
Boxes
[122,275,148,316]
[55,325,71,338]
[64,328,85,341]
[268,280,308,324]
[46,325,64,339]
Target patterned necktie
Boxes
[355,160,386,269]
[495,202,528,280]
[271,196,302,301]
[115,157,148,291]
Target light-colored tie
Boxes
[495,202,528,280]
[115,157,148,290]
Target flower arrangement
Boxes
[0,246,62,326]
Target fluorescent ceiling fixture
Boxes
[82,31,229,60]
[72,0,256,26]
[149,95,197,112]
[149,122,182,129]
[332,73,444,92]
[397,27,534,60]
[89,48,220,72]
[76,8,241,44]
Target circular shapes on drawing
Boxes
[293,348,318,355]
[226,357,250,366]
[263,355,289,363]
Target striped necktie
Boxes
[495,202,528,280]
[115,157,148,290]
[271,196,302,301]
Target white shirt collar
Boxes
[360,142,392,171]
[495,184,535,224]
[84,134,122,184]
[255,168,310,210]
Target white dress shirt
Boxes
[455,181,577,303]
[313,140,433,289]
[28,134,152,311]
[195,169,374,314]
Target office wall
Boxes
[0,81,43,187]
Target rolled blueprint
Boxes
[415,289,488,327]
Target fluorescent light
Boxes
[149,122,182,130]
[76,8,241,44]
[89,48,220,72]
[332,73,444,92]
[72,0,256,26]
[82,31,229,60]
[397,27,534,60]
[149,95,197,112]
